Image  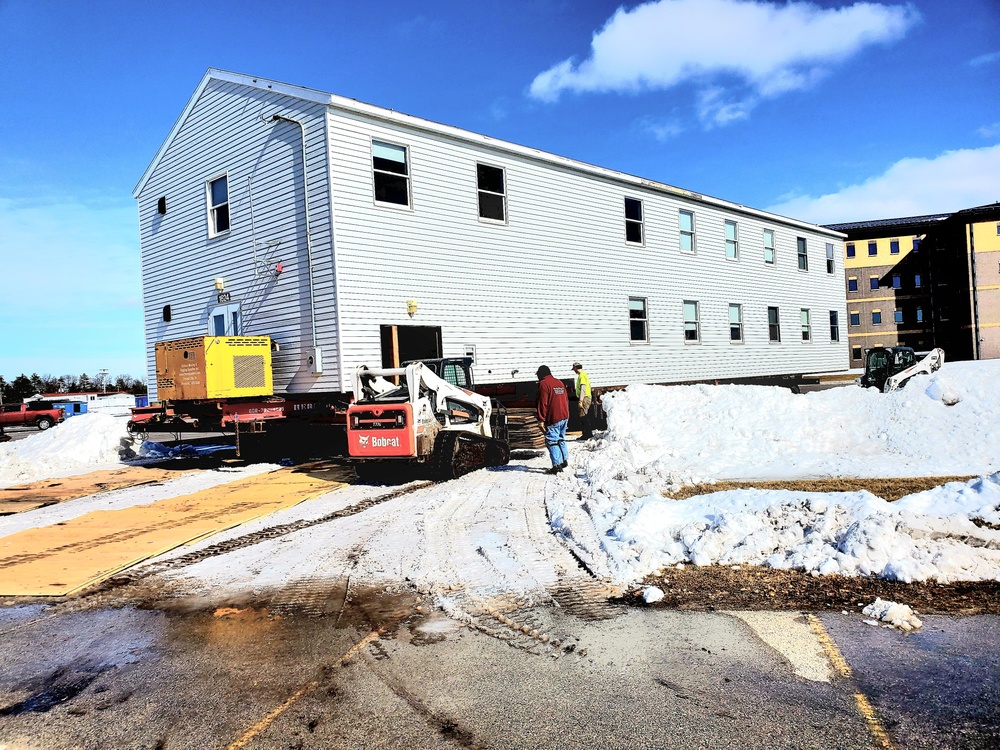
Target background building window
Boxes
[850,312,860,326]
[870,276,879,290]
[629,297,648,342]
[208,175,230,235]
[892,275,901,289]
[683,300,700,342]
[764,229,775,264]
[797,238,808,270]
[725,220,738,260]
[916,307,924,322]
[913,238,921,251]
[679,210,695,253]
[625,197,643,244]
[872,310,882,325]
[826,243,835,274]
[801,309,811,341]
[894,309,903,324]
[852,346,862,360]
[890,239,900,254]
[914,273,922,288]
[846,243,856,258]
[868,241,877,256]
[372,140,410,206]
[768,306,781,342]
[848,277,858,292]
[477,163,506,221]
[729,303,743,342]
[829,311,839,341]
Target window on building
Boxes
[372,140,410,206]
[477,163,506,222]
[892,274,901,289]
[679,210,695,253]
[868,241,877,256]
[629,297,648,342]
[913,238,921,251]
[846,243,855,258]
[625,197,643,244]
[801,309,811,342]
[725,220,739,260]
[996,223,1000,236]
[797,238,808,270]
[729,303,743,342]
[916,307,923,323]
[768,306,781,342]
[829,311,840,341]
[207,174,230,235]
[162,305,171,323]
[890,239,900,255]
[872,310,882,325]
[852,346,862,360]
[848,277,858,292]
[209,302,241,336]
[850,312,861,326]
[683,301,700,342]
[870,276,880,290]
[894,309,903,324]
[914,273,922,288]
[157,196,167,215]
[826,243,835,274]
[764,229,775,264]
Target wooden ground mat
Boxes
[0,467,196,516]
[0,467,346,597]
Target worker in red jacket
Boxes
[536,365,569,474]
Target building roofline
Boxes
[134,69,845,238]
[823,213,952,232]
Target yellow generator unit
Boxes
[155,336,273,401]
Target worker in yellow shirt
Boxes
[572,362,593,439]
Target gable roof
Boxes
[134,69,844,237]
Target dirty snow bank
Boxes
[549,361,1000,584]
[0,414,130,487]
[863,598,923,631]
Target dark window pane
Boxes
[373,156,408,175]
[850,313,860,325]
[685,327,698,341]
[375,173,409,205]
[215,204,230,232]
[478,192,505,221]
[872,312,882,324]
[477,164,504,194]
[768,308,778,325]
[870,278,879,290]
[625,198,642,221]
[211,177,227,205]
[848,279,858,291]
[730,326,741,341]
[846,243,855,257]
[630,321,647,341]
[892,276,901,288]
[625,221,643,243]
[213,314,226,336]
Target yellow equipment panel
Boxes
[156,336,273,400]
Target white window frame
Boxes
[371,139,412,209]
[826,243,835,274]
[796,237,808,271]
[208,302,241,337]
[725,220,739,260]
[629,296,649,344]
[763,229,775,265]
[206,172,230,237]
[679,210,696,254]
[729,303,743,343]
[768,306,781,343]
[476,162,507,224]
[683,300,700,343]
[800,309,811,342]
[625,197,644,245]
[829,311,840,342]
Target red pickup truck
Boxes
[0,402,66,431]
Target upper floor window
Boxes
[852,346,862,360]
[868,241,877,256]
[826,243,835,274]
[848,277,858,292]
[207,174,230,236]
[846,243,856,258]
[894,309,904,324]
[829,311,840,342]
[729,304,743,342]
[801,309,811,342]
[796,237,808,271]
[872,310,883,325]
[916,307,924,323]
[914,273,922,288]
[849,312,861,326]
[870,276,880,290]
[477,163,506,222]
[725,220,739,260]
[768,306,781,342]
[913,237,921,251]
[629,297,648,342]
[372,140,410,206]
[683,300,700,342]
[764,229,775,265]
[890,239,900,255]
[679,210,695,253]
[892,274,901,289]
[625,197,644,244]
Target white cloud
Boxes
[978,122,1000,138]
[529,0,919,126]
[970,50,1000,67]
[637,116,684,141]
[766,144,1000,224]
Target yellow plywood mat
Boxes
[0,468,346,597]
[0,467,195,516]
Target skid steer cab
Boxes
[347,362,509,481]
[858,346,945,393]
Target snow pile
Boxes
[862,598,923,631]
[549,361,1000,585]
[641,586,664,604]
[0,414,130,486]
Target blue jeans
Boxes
[544,419,568,467]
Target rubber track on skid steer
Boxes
[431,432,510,481]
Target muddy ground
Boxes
[664,475,978,501]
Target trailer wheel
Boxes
[35,417,53,430]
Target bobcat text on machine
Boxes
[346,361,510,480]
[858,346,946,393]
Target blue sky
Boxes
[1,0,998,378]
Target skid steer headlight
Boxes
[396,412,405,427]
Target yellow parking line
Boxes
[226,628,382,750]
[806,613,895,750]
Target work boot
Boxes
[546,466,561,475]
[557,461,568,472]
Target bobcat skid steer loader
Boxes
[347,362,509,481]
[859,346,945,393]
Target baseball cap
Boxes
[572,362,582,369]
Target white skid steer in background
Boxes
[858,346,946,393]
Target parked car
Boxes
[0,402,66,431]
